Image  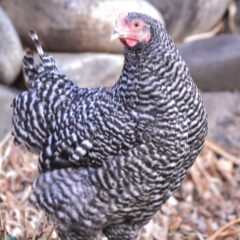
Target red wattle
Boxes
[126,38,138,47]
[120,38,138,47]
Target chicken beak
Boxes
[111,12,129,41]
[111,28,127,41]
[111,29,121,41]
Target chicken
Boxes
[11,12,207,240]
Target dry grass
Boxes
[0,134,239,240]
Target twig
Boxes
[46,226,55,240]
[195,156,212,180]
[208,218,240,240]
[205,139,240,165]
[32,211,44,240]
[0,133,11,150]
[0,133,12,170]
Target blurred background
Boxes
[0,0,239,239]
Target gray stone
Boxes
[0,7,23,85]
[1,0,162,53]
[202,92,240,156]
[228,0,240,33]
[178,34,240,91]
[51,53,123,87]
[0,86,19,140]
[148,0,228,40]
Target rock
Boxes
[0,7,23,85]
[1,0,163,53]
[228,0,240,33]
[178,34,240,91]
[51,53,123,87]
[202,92,240,156]
[147,0,229,40]
[0,86,19,140]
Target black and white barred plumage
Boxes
[12,13,207,240]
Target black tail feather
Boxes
[29,30,44,57]
[23,30,59,87]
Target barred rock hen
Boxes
[12,12,207,240]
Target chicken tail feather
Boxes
[23,31,59,88]
[29,30,44,57]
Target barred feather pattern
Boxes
[12,13,207,240]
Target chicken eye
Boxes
[131,20,144,30]
[134,22,140,28]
